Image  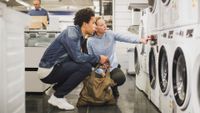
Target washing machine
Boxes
[147,34,160,108]
[135,7,151,98]
[135,8,148,91]
[172,0,199,27]
[159,0,174,29]
[191,26,200,113]
[158,29,177,113]
[171,24,200,113]
[191,49,200,113]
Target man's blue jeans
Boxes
[41,61,92,98]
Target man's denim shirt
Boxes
[39,25,99,68]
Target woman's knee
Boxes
[110,68,126,86]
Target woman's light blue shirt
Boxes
[87,30,140,71]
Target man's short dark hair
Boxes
[74,8,95,27]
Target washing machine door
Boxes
[148,0,157,13]
[158,46,169,93]
[149,48,156,89]
[161,0,171,6]
[173,47,187,106]
[134,47,140,75]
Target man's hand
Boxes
[99,55,108,64]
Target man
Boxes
[28,0,49,23]
[87,17,149,98]
[38,8,108,110]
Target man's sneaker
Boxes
[45,86,55,96]
[48,95,75,110]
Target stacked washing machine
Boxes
[158,0,200,113]
[158,29,177,113]
[135,0,161,108]
[191,31,200,113]
[135,0,200,113]
[135,8,151,98]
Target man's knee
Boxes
[79,63,92,75]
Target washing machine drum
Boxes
[149,48,156,89]
[158,46,169,93]
[173,47,187,106]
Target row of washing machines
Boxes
[133,0,200,113]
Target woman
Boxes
[87,17,149,98]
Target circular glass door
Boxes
[149,48,156,89]
[173,48,187,106]
[161,0,170,6]
[148,0,157,13]
[134,48,140,75]
[158,46,168,93]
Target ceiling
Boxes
[1,0,94,11]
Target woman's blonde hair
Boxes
[95,16,102,25]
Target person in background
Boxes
[37,8,108,110]
[87,17,150,99]
[28,0,49,23]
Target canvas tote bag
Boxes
[77,67,116,107]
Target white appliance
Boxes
[147,34,160,108]
[157,29,177,113]
[138,0,200,113]
[127,47,136,75]
[25,30,60,92]
[171,25,200,113]
[169,0,200,112]
[190,26,200,113]
[0,3,29,113]
[191,44,200,113]
[135,8,151,98]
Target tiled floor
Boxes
[26,74,161,113]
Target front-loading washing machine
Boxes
[158,29,177,113]
[135,8,150,94]
[148,33,160,108]
[190,26,200,113]
[191,53,200,113]
[171,25,200,113]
